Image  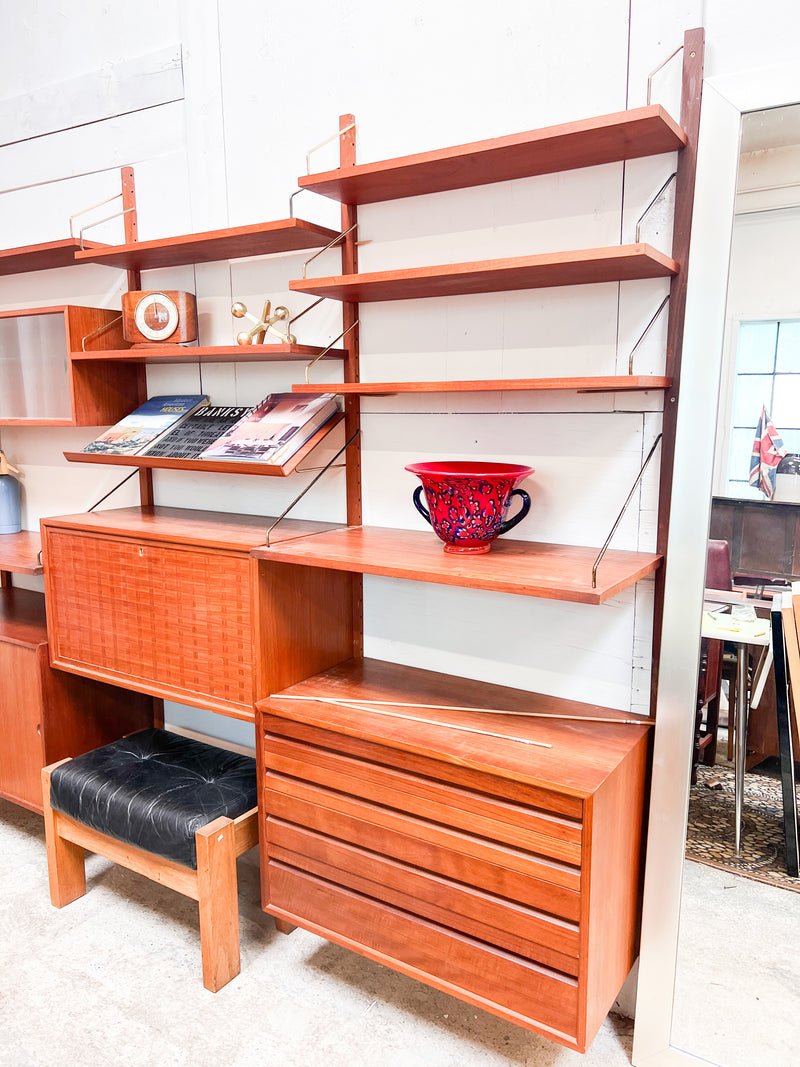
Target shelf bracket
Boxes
[592,433,663,588]
[69,195,137,250]
[635,173,677,243]
[264,428,360,546]
[304,320,359,383]
[646,44,684,106]
[81,314,123,352]
[301,222,358,279]
[628,295,670,374]
[305,121,357,174]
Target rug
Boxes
[686,763,800,892]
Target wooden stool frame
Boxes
[42,759,259,992]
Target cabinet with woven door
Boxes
[40,506,352,722]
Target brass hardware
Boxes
[304,320,359,383]
[231,300,295,345]
[302,222,358,279]
[635,172,677,243]
[628,295,670,374]
[305,121,357,175]
[81,314,123,352]
[592,433,663,588]
[287,296,325,333]
[264,428,360,546]
[87,470,139,512]
[69,193,137,249]
[646,44,684,106]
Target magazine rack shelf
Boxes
[63,411,345,477]
[252,27,704,1055]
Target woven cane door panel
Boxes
[46,531,253,716]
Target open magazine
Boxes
[197,393,338,463]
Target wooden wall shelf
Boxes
[289,245,678,303]
[292,375,672,396]
[73,218,340,271]
[70,343,347,365]
[0,238,108,276]
[64,412,344,477]
[0,531,43,575]
[299,105,686,205]
[253,526,662,605]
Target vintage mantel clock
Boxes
[122,290,198,345]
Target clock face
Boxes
[133,292,179,341]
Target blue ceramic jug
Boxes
[0,451,21,534]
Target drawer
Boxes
[266,818,580,973]
[268,863,580,1042]
[44,529,253,715]
[264,773,581,919]
[265,734,582,865]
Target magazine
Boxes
[197,393,338,463]
[143,405,255,459]
[81,395,210,456]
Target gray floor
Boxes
[2,797,797,1067]
[0,798,634,1067]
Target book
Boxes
[197,392,339,464]
[143,405,255,459]
[81,395,209,456]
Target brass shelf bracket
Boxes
[628,295,670,374]
[635,173,678,243]
[592,433,663,588]
[81,314,123,352]
[304,320,359,383]
[305,121,357,175]
[264,428,361,546]
[646,44,684,106]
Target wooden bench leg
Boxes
[41,762,87,908]
[275,918,296,935]
[196,816,240,992]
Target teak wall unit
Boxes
[252,29,704,1054]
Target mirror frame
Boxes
[632,60,800,1067]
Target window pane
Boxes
[736,321,777,372]
[776,320,800,372]
[731,374,773,427]
[727,426,759,486]
[770,374,800,430]
[780,428,800,454]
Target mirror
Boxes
[633,62,800,1067]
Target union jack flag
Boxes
[748,406,786,499]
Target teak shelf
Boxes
[73,218,340,271]
[289,244,678,303]
[0,531,43,576]
[0,238,107,276]
[292,375,672,396]
[253,526,662,605]
[70,343,347,365]
[299,105,686,205]
[64,412,345,478]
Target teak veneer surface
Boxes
[299,106,686,204]
[40,505,341,551]
[74,218,339,270]
[291,375,672,396]
[70,343,347,364]
[289,245,678,303]
[0,531,43,575]
[263,657,652,797]
[0,238,107,275]
[0,586,47,646]
[252,526,662,604]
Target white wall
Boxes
[3,0,799,748]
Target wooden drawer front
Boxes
[268,863,580,1042]
[263,712,583,818]
[46,530,253,711]
[267,818,579,974]
[264,774,581,919]
[266,735,581,865]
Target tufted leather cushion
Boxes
[49,729,257,869]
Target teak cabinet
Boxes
[0,581,154,813]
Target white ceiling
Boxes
[741,102,800,153]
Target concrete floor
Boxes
[1,796,796,1067]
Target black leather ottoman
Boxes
[42,728,260,991]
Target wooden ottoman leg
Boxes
[196,816,240,992]
[41,762,87,908]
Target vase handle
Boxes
[412,485,432,525]
[496,489,531,536]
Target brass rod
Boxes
[646,44,683,106]
[635,172,677,243]
[628,295,670,374]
